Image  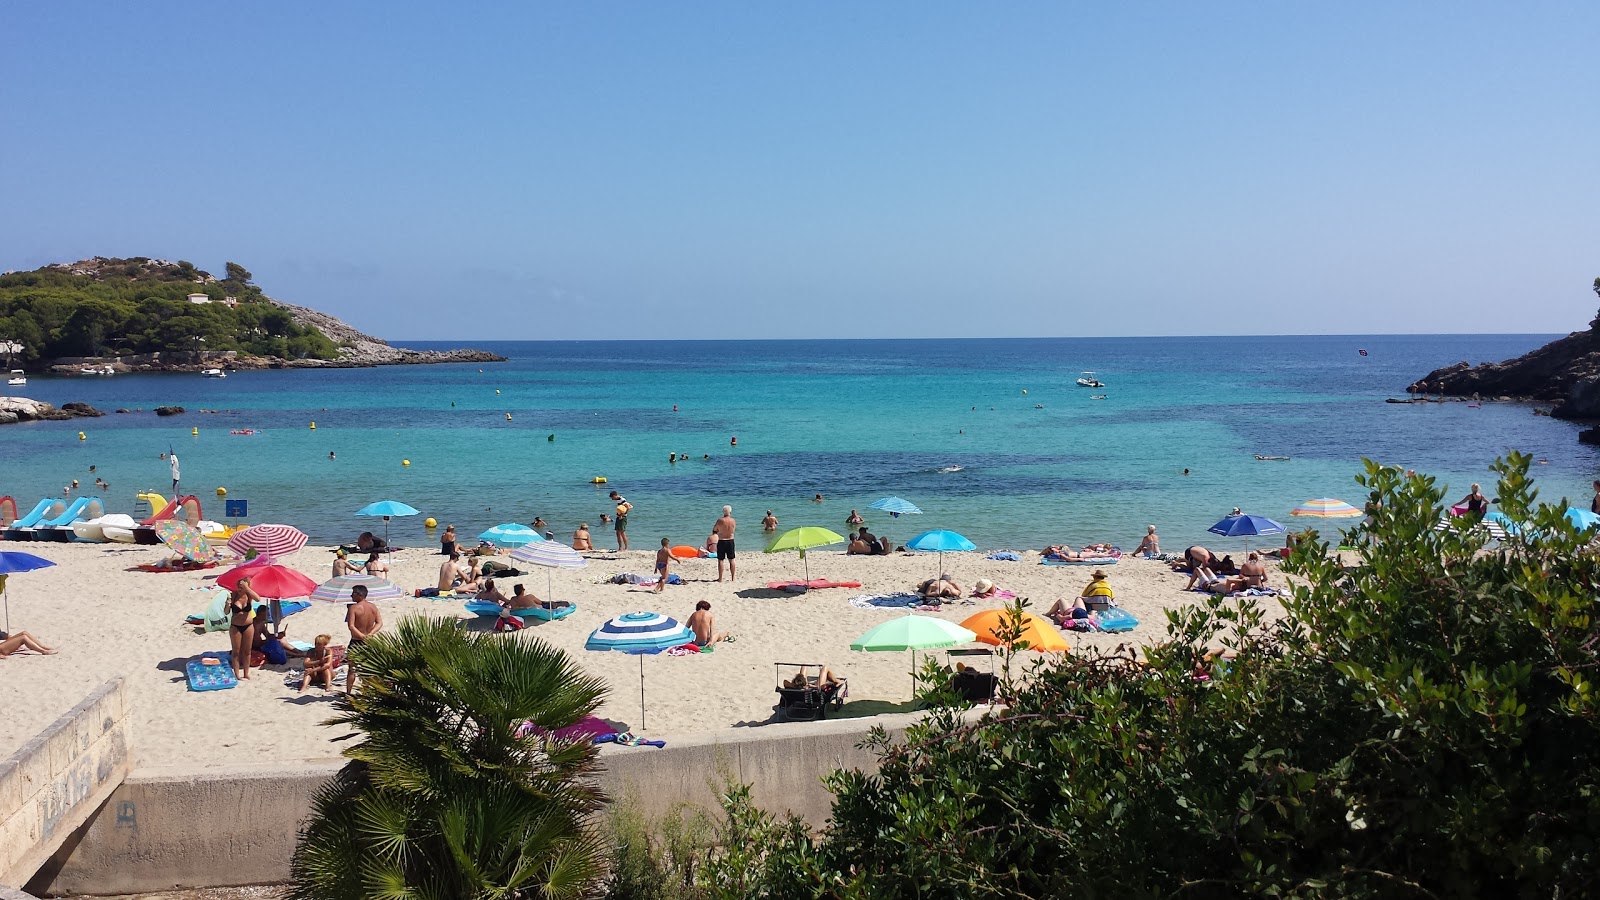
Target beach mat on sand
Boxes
[766,579,863,592]
[1091,608,1140,633]
[1041,557,1119,567]
[186,652,238,692]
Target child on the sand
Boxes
[654,538,671,593]
[300,634,334,692]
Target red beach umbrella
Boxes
[216,563,318,599]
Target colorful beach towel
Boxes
[847,592,945,611]
[186,652,238,692]
[986,551,1023,561]
[766,579,862,592]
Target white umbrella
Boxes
[511,540,588,604]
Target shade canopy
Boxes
[765,527,847,553]
[1206,515,1286,538]
[355,500,420,518]
[216,563,318,598]
[868,497,923,517]
[585,611,694,652]
[511,541,588,570]
[479,523,542,547]
[905,530,977,553]
[1565,507,1600,531]
[227,523,308,558]
[960,609,1072,653]
[0,550,56,633]
[850,614,974,652]
[1289,498,1362,518]
[155,520,219,564]
[310,574,406,603]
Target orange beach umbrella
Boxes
[959,609,1071,653]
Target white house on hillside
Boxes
[187,293,211,304]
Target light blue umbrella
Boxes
[355,500,420,545]
[905,529,977,574]
[1565,508,1600,531]
[868,497,923,517]
[587,612,696,729]
[0,550,55,632]
[479,523,542,547]
[1206,514,1285,551]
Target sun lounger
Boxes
[774,663,848,722]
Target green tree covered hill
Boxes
[0,257,338,366]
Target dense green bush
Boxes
[0,258,337,364]
[607,453,1600,898]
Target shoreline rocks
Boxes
[0,397,104,425]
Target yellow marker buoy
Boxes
[192,427,199,436]
[591,476,607,484]
[424,517,437,528]
[402,459,411,467]
[216,487,227,496]
[78,431,86,441]
[309,421,316,430]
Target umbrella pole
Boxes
[4,585,9,634]
[639,653,647,730]
[547,568,554,604]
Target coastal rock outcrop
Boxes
[154,406,186,417]
[0,397,105,425]
[1408,278,1600,420]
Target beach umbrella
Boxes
[1290,498,1363,518]
[585,612,696,729]
[905,529,977,575]
[355,499,420,545]
[227,523,308,559]
[765,526,846,583]
[868,496,922,546]
[960,609,1072,653]
[216,563,318,598]
[1206,514,1285,551]
[850,613,976,695]
[311,573,406,603]
[1565,508,1600,531]
[478,523,543,547]
[154,520,220,565]
[0,550,55,633]
[510,540,589,605]
[1435,516,1508,542]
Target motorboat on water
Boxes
[201,368,227,378]
[1075,371,1106,388]
[6,369,24,386]
[79,364,116,376]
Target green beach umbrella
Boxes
[764,526,846,583]
[850,613,976,696]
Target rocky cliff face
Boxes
[270,301,505,367]
[1409,279,1600,419]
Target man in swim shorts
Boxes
[344,584,382,695]
[713,505,737,581]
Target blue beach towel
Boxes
[186,652,238,692]
[986,551,1022,562]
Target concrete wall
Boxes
[41,713,920,896]
[0,680,130,889]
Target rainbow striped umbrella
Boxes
[1289,498,1363,518]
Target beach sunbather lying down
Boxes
[783,666,843,690]
[918,575,962,600]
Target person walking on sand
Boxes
[653,537,671,593]
[714,505,737,581]
[609,491,632,551]
[344,584,382,695]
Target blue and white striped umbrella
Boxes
[479,523,542,547]
[310,574,406,604]
[586,611,693,652]
[586,611,696,729]
[868,496,922,517]
[511,540,588,605]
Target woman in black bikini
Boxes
[227,576,261,680]
[1457,483,1489,519]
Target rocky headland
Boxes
[1409,278,1600,421]
[0,397,102,425]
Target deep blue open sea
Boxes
[1,335,1589,550]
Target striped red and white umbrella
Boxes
[227,524,309,559]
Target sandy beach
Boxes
[2,538,1284,766]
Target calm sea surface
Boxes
[2,335,1589,550]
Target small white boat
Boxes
[201,368,227,378]
[1075,371,1105,388]
[101,514,140,543]
[6,369,24,386]
[79,364,115,376]
[73,513,137,542]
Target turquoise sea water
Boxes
[1,335,1589,550]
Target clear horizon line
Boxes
[391,330,1566,343]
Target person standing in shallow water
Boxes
[714,505,737,582]
[609,491,632,551]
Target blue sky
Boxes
[2,3,1595,340]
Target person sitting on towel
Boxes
[509,583,568,611]
[687,600,729,647]
[0,629,56,656]
[858,528,888,556]
[572,523,594,551]
[1236,552,1268,589]
[299,634,335,692]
